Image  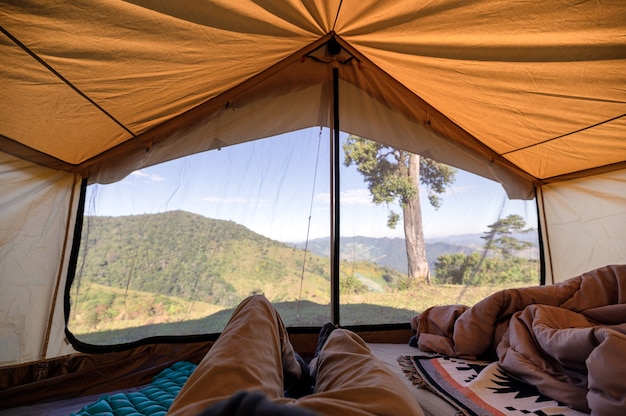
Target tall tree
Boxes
[343,135,456,284]
[481,214,533,259]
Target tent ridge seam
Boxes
[501,113,626,156]
[331,0,343,31]
[0,24,135,138]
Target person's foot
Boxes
[308,322,337,381]
[315,322,337,358]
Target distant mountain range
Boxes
[293,235,483,273]
[77,211,538,298]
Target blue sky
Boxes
[86,128,537,242]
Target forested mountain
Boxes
[77,211,332,306]
[76,211,532,307]
[71,211,538,340]
[75,211,401,307]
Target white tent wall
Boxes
[0,0,625,401]
[336,81,535,200]
[0,151,80,365]
[539,168,626,284]
[85,71,536,198]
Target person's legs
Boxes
[167,295,303,416]
[296,329,424,416]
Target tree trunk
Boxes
[403,153,431,284]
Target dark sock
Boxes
[284,352,313,398]
[314,322,337,358]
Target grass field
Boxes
[70,281,531,345]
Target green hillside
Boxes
[77,211,334,305]
[69,210,536,343]
[70,211,407,338]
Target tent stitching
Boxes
[331,0,343,32]
[501,113,626,156]
[0,24,135,138]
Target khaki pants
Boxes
[167,295,423,416]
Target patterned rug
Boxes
[398,356,588,416]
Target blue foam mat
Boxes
[72,361,197,416]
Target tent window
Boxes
[338,135,540,326]
[67,128,539,347]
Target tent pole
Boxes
[330,66,341,325]
[536,186,553,285]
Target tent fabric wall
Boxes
[0,151,81,365]
[1,1,624,184]
[0,0,625,372]
[338,1,626,180]
[72,32,539,198]
[539,168,626,284]
[0,0,326,165]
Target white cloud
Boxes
[131,170,167,182]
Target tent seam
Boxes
[0,25,135,138]
[331,0,343,31]
[501,113,626,156]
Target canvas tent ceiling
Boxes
[1,0,625,192]
[1,0,626,368]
